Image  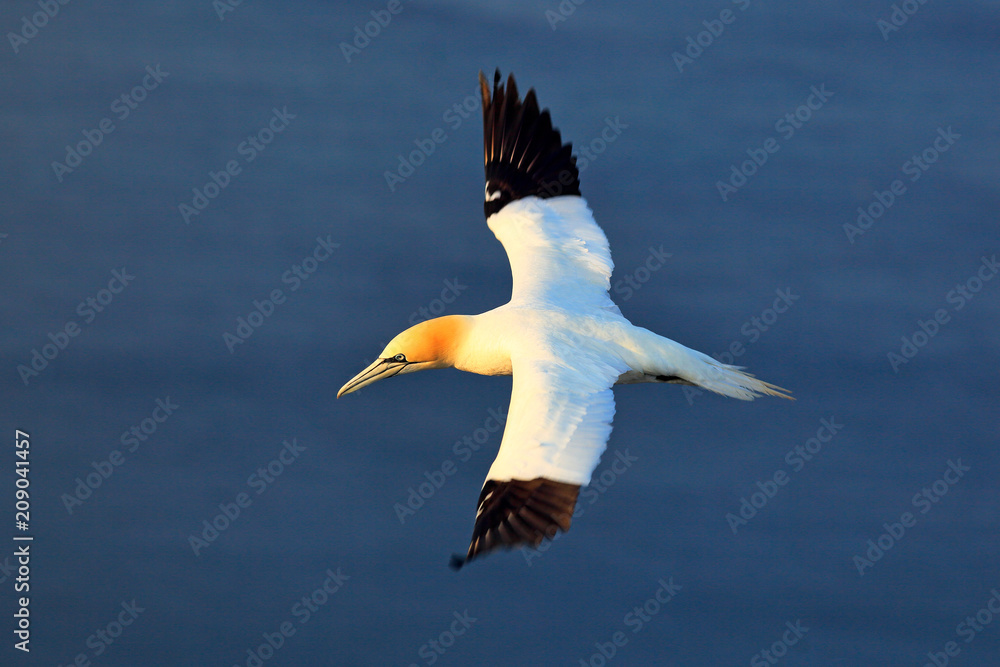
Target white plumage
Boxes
[338,71,790,567]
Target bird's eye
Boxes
[393,353,406,362]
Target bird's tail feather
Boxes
[692,357,793,401]
[621,326,792,401]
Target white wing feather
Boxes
[485,330,629,487]
[488,195,616,310]
[482,194,628,486]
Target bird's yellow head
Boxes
[337,316,469,398]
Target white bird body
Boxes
[453,294,720,387]
[338,72,790,567]
[442,194,786,486]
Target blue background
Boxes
[1,1,998,665]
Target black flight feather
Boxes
[450,477,580,569]
[479,70,581,219]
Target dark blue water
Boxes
[2,1,998,665]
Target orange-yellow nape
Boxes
[380,315,470,367]
[337,315,472,398]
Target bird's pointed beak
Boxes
[337,357,410,398]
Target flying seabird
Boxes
[339,70,791,568]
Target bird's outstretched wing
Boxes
[451,336,629,569]
[479,70,616,310]
[449,73,628,569]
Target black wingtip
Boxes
[481,70,581,218]
[449,554,467,571]
[458,478,580,565]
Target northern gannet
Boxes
[339,71,791,568]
